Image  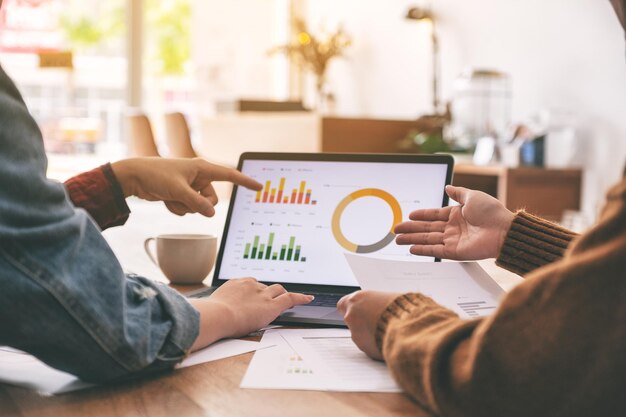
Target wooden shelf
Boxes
[453,164,583,221]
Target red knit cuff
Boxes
[65,163,130,230]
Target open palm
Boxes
[395,185,514,260]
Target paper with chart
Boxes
[283,329,401,392]
[240,329,327,391]
[0,339,271,395]
[240,328,401,393]
[345,254,505,318]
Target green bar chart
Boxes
[243,233,306,262]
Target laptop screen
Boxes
[214,153,453,290]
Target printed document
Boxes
[345,254,505,318]
[240,328,401,393]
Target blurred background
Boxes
[1,0,625,230]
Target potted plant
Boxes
[270,18,351,111]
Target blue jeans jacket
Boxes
[0,65,199,383]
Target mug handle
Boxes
[144,238,158,266]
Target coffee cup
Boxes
[144,234,217,285]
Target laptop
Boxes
[187,152,454,326]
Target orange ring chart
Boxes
[332,188,402,253]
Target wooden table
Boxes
[0,200,431,417]
[0,349,428,417]
[0,189,523,417]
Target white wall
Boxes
[304,0,626,218]
[190,0,626,217]
[191,0,289,112]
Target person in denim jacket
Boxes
[0,2,312,382]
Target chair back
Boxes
[127,113,160,157]
[164,112,197,158]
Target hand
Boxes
[394,185,514,260]
[337,291,401,361]
[111,158,262,217]
[190,278,314,350]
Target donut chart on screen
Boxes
[331,188,402,253]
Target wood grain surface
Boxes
[0,351,430,417]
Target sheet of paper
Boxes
[240,329,401,393]
[0,347,92,395]
[0,339,269,395]
[177,339,272,369]
[240,329,328,391]
[283,329,401,392]
[345,254,505,319]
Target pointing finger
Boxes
[196,159,262,191]
[274,292,314,311]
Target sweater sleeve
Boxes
[377,180,626,417]
[64,163,130,230]
[495,211,578,275]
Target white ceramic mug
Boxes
[144,234,217,285]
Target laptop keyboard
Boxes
[186,287,343,307]
[304,292,343,307]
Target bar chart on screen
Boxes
[255,177,318,205]
[242,233,307,262]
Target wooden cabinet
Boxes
[321,117,436,153]
[321,116,443,153]
[453,164,582,221]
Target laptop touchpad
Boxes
[281,306,337,319]
[321,309,343,320]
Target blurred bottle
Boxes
[449,68,512,150]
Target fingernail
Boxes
[308,295,315,300]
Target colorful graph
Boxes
[331,188,402,253]
[255,178,317,205]
[243,233,307,262]
[285,354,314,375]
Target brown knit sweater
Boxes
[377,178,626,417]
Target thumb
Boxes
[446,185,469,205]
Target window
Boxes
[142,0,193,148]
[0,0,127,156]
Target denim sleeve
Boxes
[0,66,199,383]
